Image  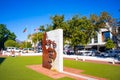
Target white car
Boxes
[77,50,94,56]
[6,47,20,52]
[22,48,34,53]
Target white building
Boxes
[87,28,112,51]
[87,22,120,51]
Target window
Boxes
[102,31,110,42]
[94,35,98,43]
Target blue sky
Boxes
[0,0,120,41]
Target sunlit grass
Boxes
[64,59,120,80]
[0,56,120,80]
[0,56,73,80]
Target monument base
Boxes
[27,64,106,80]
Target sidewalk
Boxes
[64,55,120,66]
[27,65,106,80]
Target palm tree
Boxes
[29,32,43,52]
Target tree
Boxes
[0,24,16,49]
[45,24,54,31]
[105,39,115,50]
[90,12,114,28]
[67,15,96,52]
[90,14,99,31]
[30,32,43,50]
[4,40,17,47]
[39,24,53,32]
[39,25,45,32]
[90,12,117,50]
[50,15,64,29]
[50,15,70,45]
[31,32,43,44]
[40,14,99,54]
[20,41,32,48]
[37,12,116,52]
[50,15,97,48]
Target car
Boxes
[36,48,42,53]
[6,47,20,52]
[115,53,120,61]
[101,50,120,57]
[63,45,74,55]
[77,50,94,56]
[63,48,74,55]
[22,48,34,53]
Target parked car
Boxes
[6,47,20,52]
[77,50,94,56]
[22,48,34,53]
[63,47,74,55]
[115,53,120,61]
[36,47,42,53]
[63,45,74,55]
[101,50,120,57]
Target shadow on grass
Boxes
[0,57,6,65]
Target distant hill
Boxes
[15,39,22,43]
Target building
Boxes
[87,22,120,51]
[87,28,112,51]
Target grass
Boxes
[0,56,73,80]
[64,59,120,80]
[0,56,120,80]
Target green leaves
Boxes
[38,12,115,48]
[51,15,64,29]
[0,24,16,49]
[4,40,17,47]
[105,38,115,49]
[31,32,43,44]
[67,15,95,46]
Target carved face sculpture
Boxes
[42,32,57,69]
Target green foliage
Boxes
[67,15,95,47]
[31,32,43,44]
[0,24,9,40]
[37,12,115,49]
[51,15,64,29]
[45,24,54,31]
[0,24,16,49]
[90,12,113,28]
[105,39,115,49]
[4,40,18,47]
[7,32,16,40]
[39,25,45,31]
[20,41,32,48]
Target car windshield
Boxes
[23,48,28,50]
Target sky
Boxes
[0,0,120,41]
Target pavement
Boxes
[63,54,120,64]
[27,65,106,80]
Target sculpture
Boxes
[42,32,57,69]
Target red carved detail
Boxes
[42,32,57,69]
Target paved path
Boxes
[62,71,98,80]
[27,65,106,80]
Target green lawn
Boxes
[0,56,73,80]
[0,56,120,80]
[64,59,120,80]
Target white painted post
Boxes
[112,59,115,64]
